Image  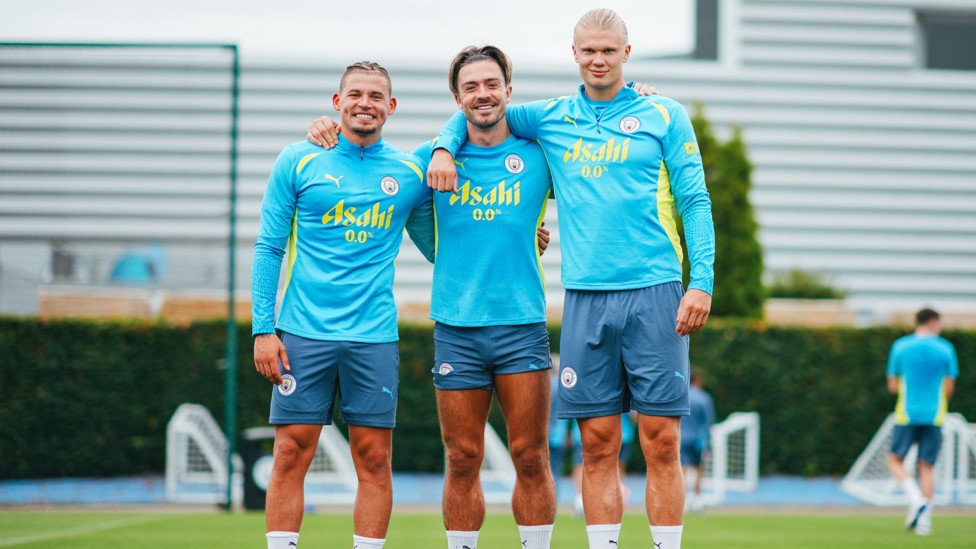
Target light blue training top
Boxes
[414,135,552,326]
[252,135,435,342]
[887,333,959,426]
[435,85,714,294]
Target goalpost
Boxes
[699,411,761,504]
[166,403,358,506]
[841,413,976,506]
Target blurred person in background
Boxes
[886,308,958,537]
[680,369,714,513]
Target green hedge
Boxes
[0,317,971,479]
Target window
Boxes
[918,11,976,71]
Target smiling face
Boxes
[572,27,630,100]
[454,59,511,131]
[332,71,396,145]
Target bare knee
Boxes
[445,437,484,478]
[273,437,315,477]
[353,444,392,482]
[509,437,550,480]
[642,429,680,467]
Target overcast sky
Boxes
[3,0,695,67]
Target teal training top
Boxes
[887,333,959,426]
[252,135,435,342]
[435,85,714,294]
[414,135,552,326]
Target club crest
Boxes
[380,176,399,196]
[504,153,525,174]
[619,116,641,134]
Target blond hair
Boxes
[573,8,629,43]
[339,61,392,95]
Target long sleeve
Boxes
[251,147,298,336]
[663,102,715,295]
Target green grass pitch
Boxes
[1,509,974,548]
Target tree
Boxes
[681,104,765,318]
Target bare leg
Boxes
[348,425,394,538]
[266,424,323,533]
[577,415,623,524]
[437,388,493,531]
[638,415,684,525]
[495,370,557,525]
[887,454,910,482]
[917,461,936,500]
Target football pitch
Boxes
[1,509,975,548]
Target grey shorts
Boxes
[558,282,690,419]
[432,321,551,390]
[269,332,399,428]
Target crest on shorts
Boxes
[561,367,578,388]
[278,374,297,396]
[504,154,525,174]
[380,176,399,196]
[438,362,454,375]
[619,116,641,134]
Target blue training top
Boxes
[252,135,435,342]
[414,136,552,326]
[435,85,714,294]
[887,333,959,426]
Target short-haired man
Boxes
[252,61,435,549]
[307,46,558,549]
[886,308,959,537]
[427,9,715,549]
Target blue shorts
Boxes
[558,282,690,419]
[269,332,399,428]
[432,322,551,390]
[891,424,943,465]
[680,439,705,467]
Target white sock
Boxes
[901,478,923,504]
[585,524,621,549]
[650,525,683,549]
[352,534,385,549]
[445,530,479,549]
[266,531,299,549]
[518,524,553,549]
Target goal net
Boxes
[699,411,761,505]
[841,412,975,505]
[165,403,358,506]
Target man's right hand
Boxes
[254,333,289,385]
[307,116,340,149]
[427,149,459,193]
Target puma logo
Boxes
[453,158,467,171]
[563,115,578,128]
[324,173,343,188]
[654,542,663,549]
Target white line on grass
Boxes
[0,516,159,546]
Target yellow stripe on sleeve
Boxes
[399,159,424,184]
[656,163,683,264]
[296,152,321,174]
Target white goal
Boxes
[698,411,761,505]
[165,403,358,506]
[841,413,975,506]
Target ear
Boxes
[623,44,631,62]
[572,44,578,62]
[454,93,463,109]
[504,86,512,103]
[332,92,341,111]
[388,96,397,115]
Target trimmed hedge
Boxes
[0,317,971,479]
